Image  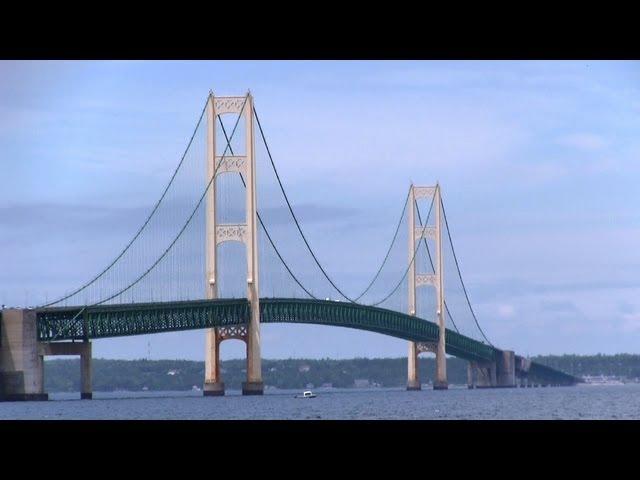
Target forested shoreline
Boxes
[43,354,640,392]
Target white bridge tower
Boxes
[407,184,448,391]
[203,92,263,396]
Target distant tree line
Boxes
[532,353,640,379]
[43,354,640,392]
[44,357,469,392]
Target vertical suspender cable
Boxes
[414,201,459,333]
[440,198,493,346]
[254,106,418,305]
[38,96,211,308]
[217,116,318,299]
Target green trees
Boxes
[44,357,470,391]
[43,354,640,392]
[533,354,640,379]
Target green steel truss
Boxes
[36,298,493,361]
[37,299,248,342]
[34,297,579,383]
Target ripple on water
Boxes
[1,385,639,419]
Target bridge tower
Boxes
[203,92,263,396]
[407,184,447,391]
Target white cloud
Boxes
[496,304,516,318]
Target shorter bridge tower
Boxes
[407,184,448,390]
[203,92,263,396]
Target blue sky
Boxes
[1,60,639,360]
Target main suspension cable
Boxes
[217,116,318,299]
[48,96,249,339]
[440,197,493,346]
[38,95,210,308]
[353,186,411,302]
[91,97,248,307]
[254,106,414,304]
[254,107,359,302]
[370,195,435,307]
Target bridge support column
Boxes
[467,361,477,389]
[39,339,92,399]
[242,308,264,395]
[204,328,225,396]
[515,356,531,388]
[0,309,48,401]
[471,360,497,388]
[80,341,92,400]
[496,350,516,388]
[407,342,421,390]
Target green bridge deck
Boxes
[33,297,579,385]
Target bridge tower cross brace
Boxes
[203,92,263,396]
[407,184,448,391]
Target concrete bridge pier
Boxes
[468,351,516,388]
[468,360,496,388]
[39,339,92,399]
[80,344,92,399]
[467,362,476,388]
[406,341,421,390]
[467,361,484,388]
[80,350,93,400]
[515,355,531,389]
[0,309,47,401]
[496,350,516,388]
[0,309,94,401]
[468,360,497,388]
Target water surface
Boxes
[1,384,636,419]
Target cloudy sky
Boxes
[1,60,639,361]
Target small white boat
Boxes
[295,390,317,398]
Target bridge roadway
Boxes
[34,297,579,386]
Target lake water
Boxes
[1,384,638,420]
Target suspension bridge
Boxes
[0,92,580,401]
